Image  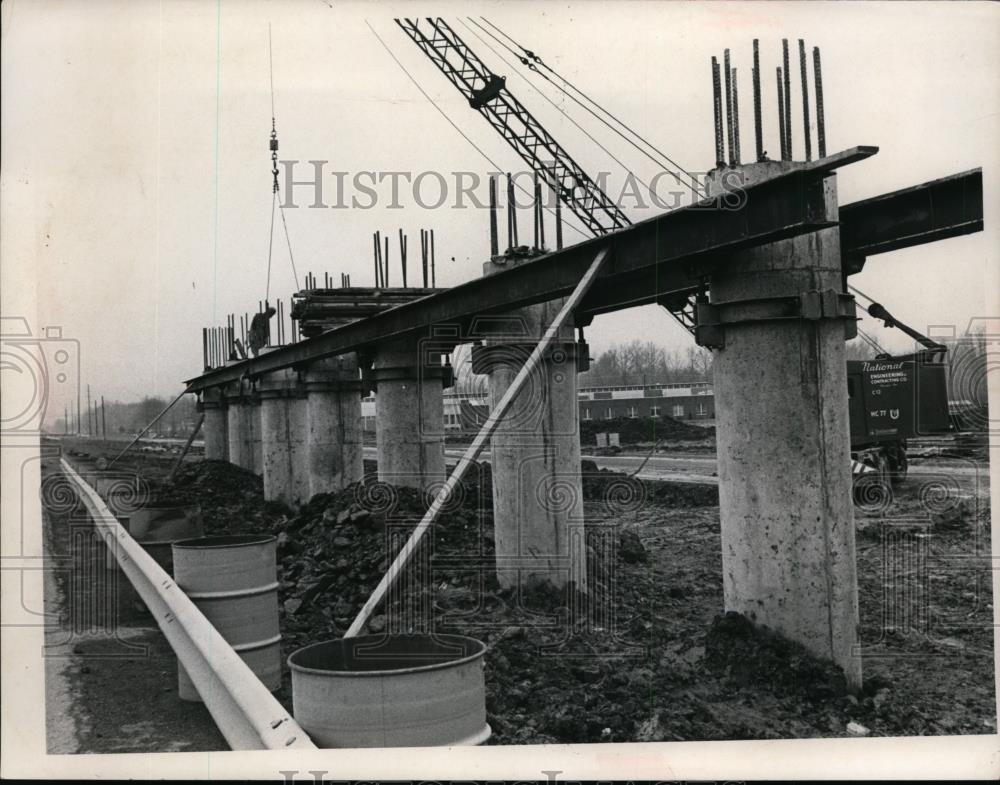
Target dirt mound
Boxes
[581,416,713,445]
[161,459,262,499]
[704,612,849,699]
[151,459,289,536]
[276,466,496,653]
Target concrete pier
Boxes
[258,368,309,506]
[225,384,260,473]
[474,259,588,592]
[372,337,446,493]
[199,388,228,461]
[250,396,263,473]
[707,162,861,690]
[304,355,364,496]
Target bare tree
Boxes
[581,339,715,387]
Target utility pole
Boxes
[101,396,107,440]
[86,384,93,436]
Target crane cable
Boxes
[457,18,654,197]
[265,24,300,302]
[847,283,890,354]
[847,283,877,307]
[475,17,705,200]
[365,19,594,242]
[856,327,888,356]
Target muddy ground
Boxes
[39,450,226,753]
[44,434,996,747]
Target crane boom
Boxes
[396,17,629,236]
[395,16,700,334]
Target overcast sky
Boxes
[2,0,997,424]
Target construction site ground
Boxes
[41,432,995,750]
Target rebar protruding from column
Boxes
[799,39,812,162]
[712,56,725,167]
[555,194,563,250]
[782,39,792,159]
[813,46,826,158]
[263,300,271,348]
[430,229,436,287]
[489,175,499,257]
[506,173,518,250]
[777,67,787,160]
[420,229,429,287]
[723,49,735,166]
[752,40,764,161]
[399,228,408,288]
[383,235,390,287]
[732,68,742,165]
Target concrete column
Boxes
[258,368,309,506]
[372,337,445,493]
[474,259,588,593]
[225,383,259,472]
[708,162,861,689]
[200,387,228,461]
[249,395,263,474]
[303,355,364,496]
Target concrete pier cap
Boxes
[474,255,588,594]
[705,158,862,691]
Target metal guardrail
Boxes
[60,459,316,750]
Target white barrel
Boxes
[288,633,490,747]
[171,534,281,701]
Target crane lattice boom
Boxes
[396,16,700,334]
